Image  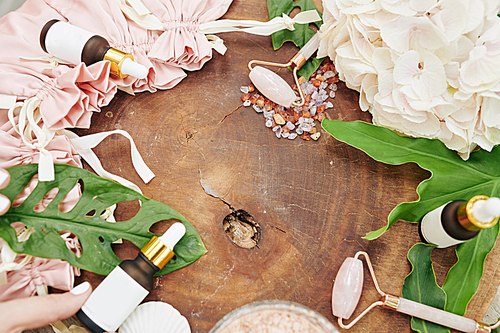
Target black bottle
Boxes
[76,223,186,333]
[419,195,500,248]
[40,20,147,79]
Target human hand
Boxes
[0,168,11,215]
[0,282,93,333]
[0,169,96,332]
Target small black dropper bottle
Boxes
[40,20,147,79]
[419,195,500,248]
[76,223,186,333]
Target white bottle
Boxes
[76,223,186,333]
[40,20,148,79]
[419,196,500,248]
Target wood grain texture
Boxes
[24,0,500,332]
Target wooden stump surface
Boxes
[27,1,500,332]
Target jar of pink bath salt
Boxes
[209,301,338,333]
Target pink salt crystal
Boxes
[249,66,297,108]
[332,257,363,319]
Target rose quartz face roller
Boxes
[248,34,320,108]
[332,251,500,333]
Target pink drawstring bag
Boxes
[136,0,234,71]
[0,116,82,211]
[0,0,116,131]
[0,224,81,302]
[40,0,233,93]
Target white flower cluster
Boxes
[318,0,500,159]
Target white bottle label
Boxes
[421,203,464,248]
[44,21,95,65]
[81,266,149,332]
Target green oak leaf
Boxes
[0,164,206,276]
[322,120,500,240]
[402,243,448,333]
[267,0,324,79]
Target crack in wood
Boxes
[218,104,244,124]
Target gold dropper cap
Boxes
[140,236,175,269]
[457,195,500,231]
[103,48,134,78]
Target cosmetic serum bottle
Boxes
[40,20,148,79]
[419,195,500,248]
[76,223,186,333]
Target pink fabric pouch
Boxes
[0,224,81,302]
[0,0,116,131]
[138,0,234,71]
[42,0,232,92]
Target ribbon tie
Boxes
[8,97,56,181]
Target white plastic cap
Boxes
[472,197,500,223]
[120,58,148,79]
[159,222,186,250]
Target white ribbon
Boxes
[19,56,72,70]
[8,97,56,182]
[199,10,321,36]
[206,35,227,55]
[0,94,17,110]
[117,0,163,31]
[60,129,155,194]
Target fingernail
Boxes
[0,195,10,213]
[0,169,9,187]
[70,282,90,295]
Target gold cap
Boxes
[141,236,175,269]
[103,48,134,78]
[459,195,500,231]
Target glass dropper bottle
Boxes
[76,223,186,333]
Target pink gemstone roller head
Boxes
[332,252,499,332]
[248,34,320,108]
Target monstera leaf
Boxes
[322,119,500,240]
[267,0,324,79]
[0,164,206,276]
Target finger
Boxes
[0,168,10,189]
[0,282,92,333]
[0,194,10,216]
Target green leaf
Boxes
[402,232,499,332]
[442,225,499,315]
[0,164,206,276]
[321,120,500,239]
[402,244,448,333]
[267,0,324,79]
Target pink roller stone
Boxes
[332,257,363,319]
[249,66,296,107]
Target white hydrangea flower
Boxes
[319,0,500,160]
